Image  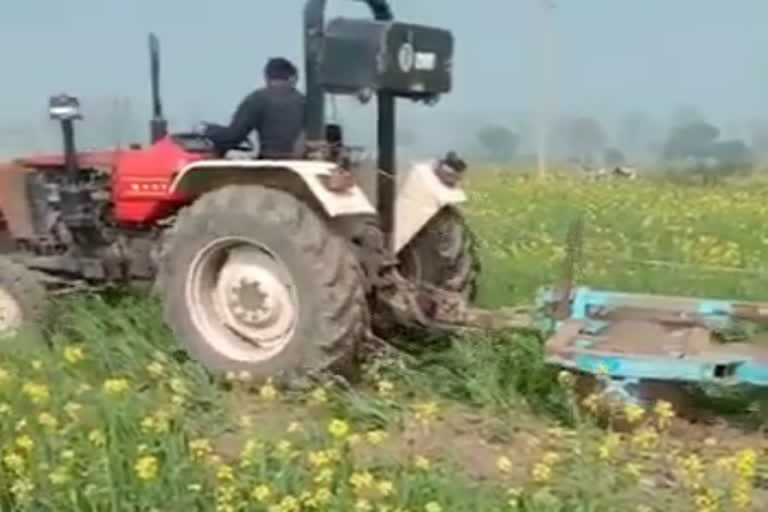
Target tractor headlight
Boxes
[48,93,82,121]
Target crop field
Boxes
[1,171,768,511]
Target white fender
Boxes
[393,160,467,253]
[169,159,376,217]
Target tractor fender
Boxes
[168,159,376,217]
[393,159,467,254]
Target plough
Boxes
[448,219,768,413]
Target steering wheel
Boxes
[231,137,254,152]
[190,122,256,153]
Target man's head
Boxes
[264,57,298,87]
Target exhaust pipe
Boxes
[148,33,168,144]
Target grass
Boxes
[1,171,768,511]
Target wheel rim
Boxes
[0,288,23,339]
[185,237,299,363]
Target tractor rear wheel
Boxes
[156,185,368,380]
[0,256,48,343]
[399,207,480,302]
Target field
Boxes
[1,171,768,511]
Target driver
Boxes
[202,57,305,159]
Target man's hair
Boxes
[264,57,298,81]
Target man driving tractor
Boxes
[202,57,306,159]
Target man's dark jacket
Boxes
[205,84,305,159]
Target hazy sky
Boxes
[1,1,767,149]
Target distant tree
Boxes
[476,124,519,162]
[670,105,704,128]
[706,140,754,169]
[662,121,719,161]
[749,119,768,158]
[603,147,626,167]
[616,110,653,158]
[555,116,605,162]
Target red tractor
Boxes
[0,0,480,380]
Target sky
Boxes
[1,0,766,154]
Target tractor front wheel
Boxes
[0,256,48,343]
[156,185,368,381]
[399,207,480,302]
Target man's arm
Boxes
[204,92,264,152]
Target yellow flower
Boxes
[189,438,213,461]
[134,455,159,480]
[49,466,70,485]
[598,433,622,460]
[312,488,332,506]
[3,453,24,473]
[557,370,575,387]
[259,379,278,400]
[653,400,675,428]
[22,382,49,404]
[349,471,375,493]
[103,378,129,395]
[216,464,234,482]
[733,479,752,509]
[328,419,350,440]
[310,387,328,404]
[532,462,552,483]
[146,361,165,378]
[287,421,302,433]
[37,412,58,429]
[424,502,442,512]
[0,403,11,415]
[31,360,43,371]
[277,440,293,454]
[366,430,388,445]
[314,467,334,485]
[414,455,431,470]
[355,499,373,512]
[377,480,395,497]
[15,435,34,452]
[413,401,439,424]
[376,379,395,397]
[169,378,188,395]
[496,455,513,473]
[624,462,643,478]
[88,429,106,447]
[63,402,83,419]
[276,495,300,512]
[251,484,272,502]
[630,427,660,451]
[63,345,85,363]
[624,403,645,423]
[541,452,560,465]
[735,448,756,479]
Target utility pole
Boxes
[535,0,556,177]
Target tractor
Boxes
[0,0,484,381]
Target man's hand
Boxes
[193,121,211,135]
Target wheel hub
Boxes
[212,248,297,349]
[0,288,22,339]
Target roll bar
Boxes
[303,0,397,235]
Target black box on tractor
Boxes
[318,19,453,98]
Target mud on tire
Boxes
[0,255,48,343]
[155,185,368,380]
[399,206,480,302]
